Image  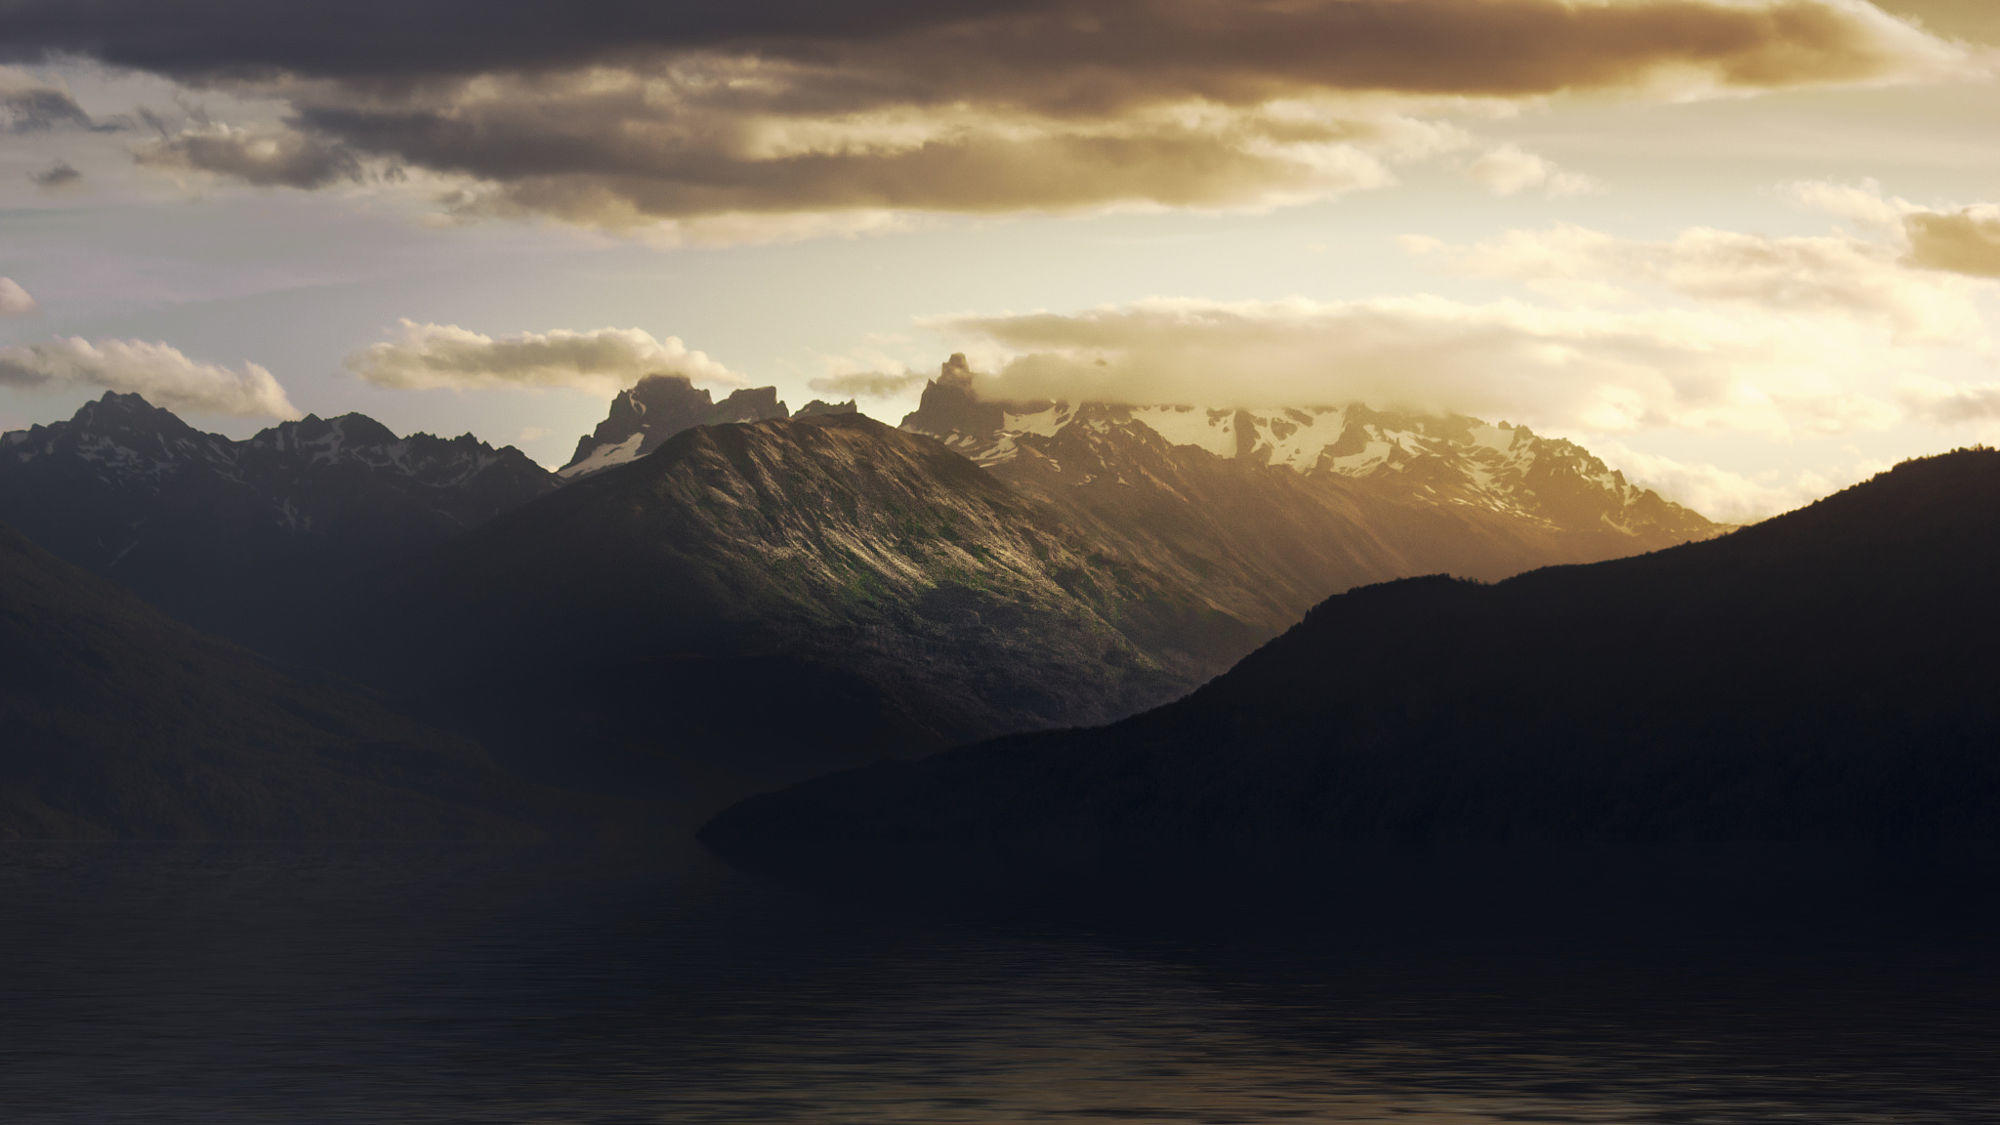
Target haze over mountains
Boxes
[1,360,1728,834]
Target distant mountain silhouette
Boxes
[0,393,554,645]
[0,519,553,839]
[707,450,2000,876]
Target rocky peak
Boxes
[250,412,401,455]
[712,386,789,424]
[901,354,1010,439]
[68,390,200,440]
[797,398,859,417]
[560,375,794,480]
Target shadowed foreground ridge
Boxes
[0,520,550,839]
[706,449,2000,878]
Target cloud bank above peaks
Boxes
[2,0,1977,238]
[938,294,1913,440]
[0,337,299,418]
[344,321,741,394]
[1405,221,1988,341]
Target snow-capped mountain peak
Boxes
[899,357,1717,541]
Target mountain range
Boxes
[0,393,554,644]
[1,363,1729,832]
[705,449,2000,884]
[900,354,1718,638]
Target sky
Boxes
[3,0,2000,520]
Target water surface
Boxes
[3,841,1996,1123]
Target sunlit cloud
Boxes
[1575,436,1878,524]
[1898,375,2000,422]
[1784,179,2000,280]
[936,295,1911,440]
[1904,205,2000,278]
[1406,222,1989,341]
[0,278,35,316]
[810,369,932,399]
[1466,145,1599,198]
[0,336,299,418]
[344,320,743,394]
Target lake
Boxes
[3,840,1997,1123]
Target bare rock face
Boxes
[560,374,792,479]
[900,353,1009,438]
[797,398,859,418]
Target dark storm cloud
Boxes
[2,1,1972,230]
[0,82,122,132]
[0,1,1059,79]
[0,0,1961,98]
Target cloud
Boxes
[1784,179,2000,280]
[1898,376,2000,423]
[344,320,741,393]
[809,369,932,399]
[0,278,35,316]
[1466,145,1599,198]
[28,159,82,191]
[1903,205,2000,278]
[9,0,1973,236]
[0,71,121,133]
[936,295,1909,439]
[135,124,367,189]
[0,0,1969,96]
[1577,436,1871,523]
[1781,177,1923,227]
[324,96,1427,234]
[0,337,299,418]
[1408,222,1987,341]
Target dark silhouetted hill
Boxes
[707,449,2000,877]
[0,520,557,839]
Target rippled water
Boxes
[2,842,1996,1123]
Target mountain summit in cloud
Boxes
[901,353,1718,548]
